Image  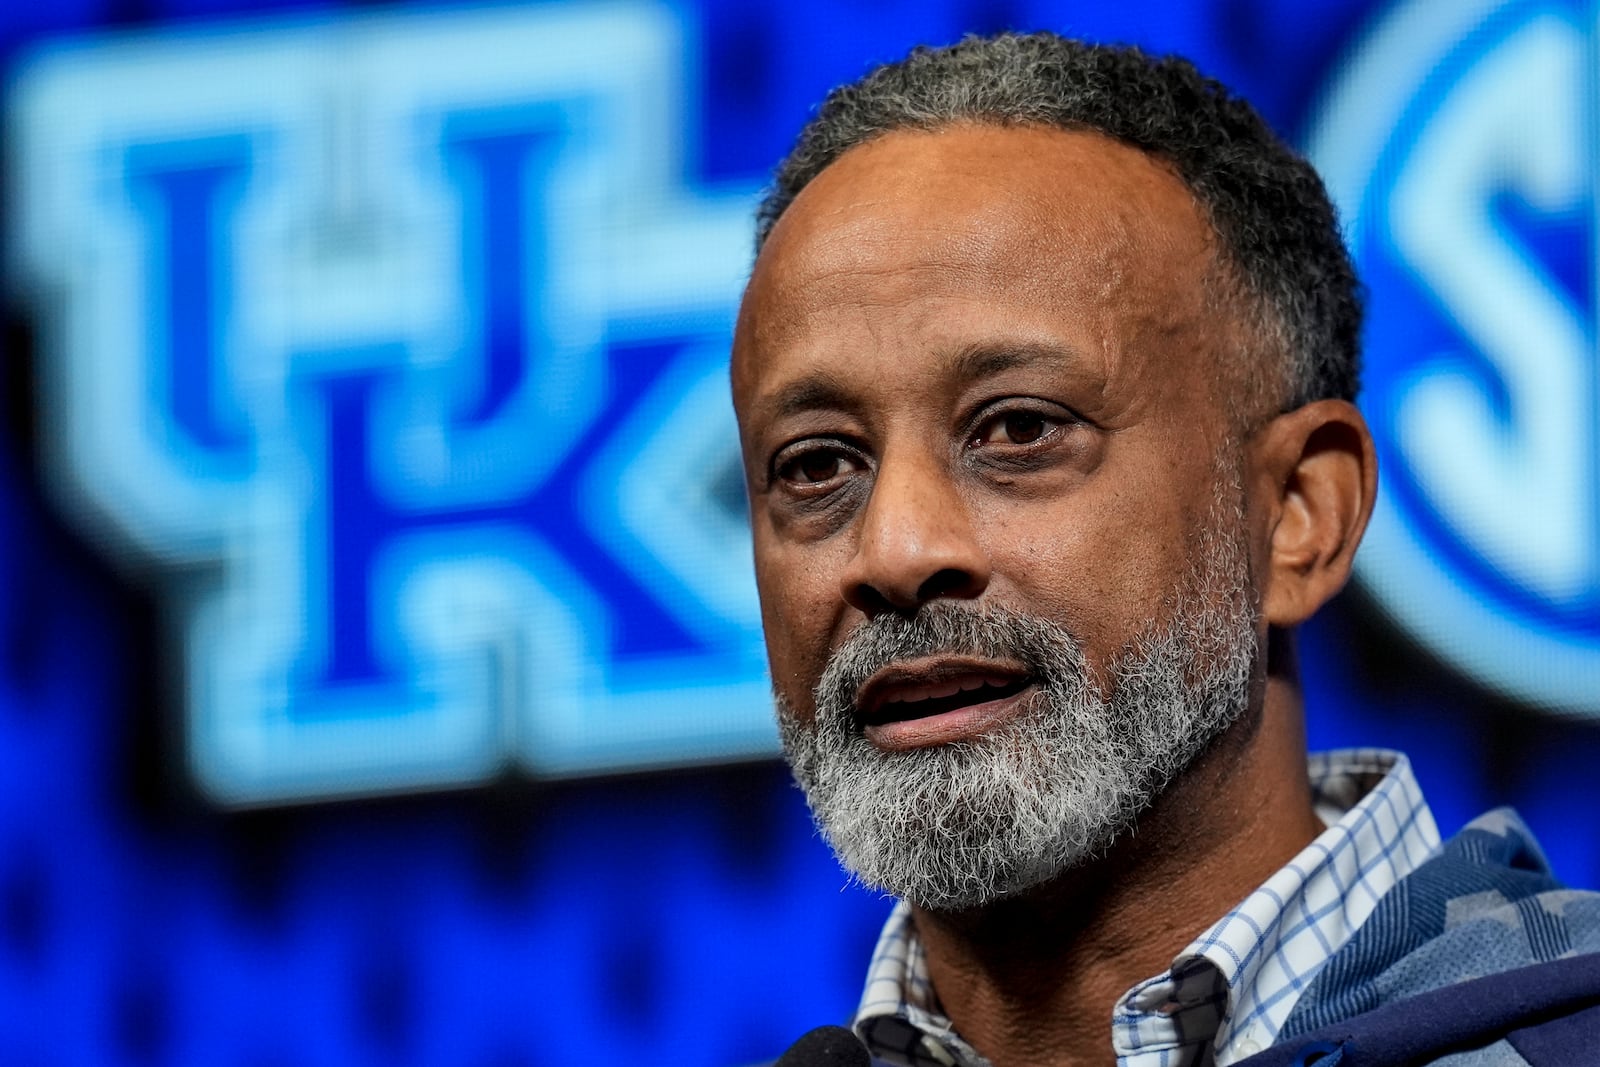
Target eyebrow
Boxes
[759,370,863,421]
[949,340,1084,381]
[752,340,1089,424]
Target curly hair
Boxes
[754,34,1362,411]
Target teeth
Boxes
[883,675,1013,705]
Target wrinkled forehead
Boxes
[731,124,1227,416]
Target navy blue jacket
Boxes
[1242,810,1600,1066]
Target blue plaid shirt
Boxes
[853,749,1441,1067]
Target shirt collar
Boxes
[852,749,1441,1067]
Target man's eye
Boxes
[975,410,1056,446]
[776,447,861,486]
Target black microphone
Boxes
[774,1025,871,1067]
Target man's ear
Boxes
[1251,399,1377,627]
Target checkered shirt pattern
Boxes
[852,749,1441,1067]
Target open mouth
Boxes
[861,674,1035,725]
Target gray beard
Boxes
[775,516,1257,912]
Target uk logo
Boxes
[8,2,772,804]
[1308,0,1600,715]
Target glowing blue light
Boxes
[9,2,770,805]
[1308,0,1600,715]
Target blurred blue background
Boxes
[0,0,1598,1063]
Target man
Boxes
[730,33,1600,1067]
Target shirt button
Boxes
[920,1036,959,1066]
[1236,1038,1262,1056]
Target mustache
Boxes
[813,602,1095,723]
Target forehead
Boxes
[732,124,1226,419]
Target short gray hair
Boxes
[755,33,1362,412]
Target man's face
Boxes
[731,125,1264,905]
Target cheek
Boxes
[983,491,1192,664]
[753,535,848,717]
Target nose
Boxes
[839,449,991,616]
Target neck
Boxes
[911,658,1322,1067]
